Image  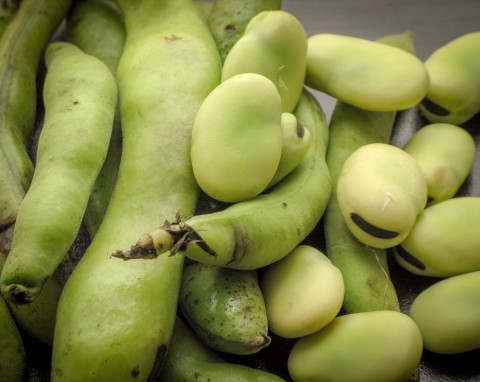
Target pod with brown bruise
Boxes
[179,262,270,355]
[191,72,283,203]
[287,310,423,382]
[260,245,344,339]
[394,196,480,277]
[420,32,480,125]
[409,270,480,354]
[336,142,428,248]
[306,33,429,112]
[222,10,308,113]
[402,122,476,205]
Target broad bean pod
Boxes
[0,41,117,305]
[51,1,221,380]
[0,0,72,228]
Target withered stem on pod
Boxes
[110,218,217,260]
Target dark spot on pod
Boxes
[395,245,427,271]
[224,24,236,34]
[350,213,399,239]
[147,344,167,382]
[421,97,450,116]
[296,122,305,138]
[131,365,140,378]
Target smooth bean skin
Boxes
[395,196,480,277]
[336,142,428,248]
[306,33,429,112]
[222,10,307,113]
[420,32,480,125]
[402,123,476,205]
[287,310,423,382]
[409,270,480,354]
[267,112,311,188]
[191,72,283,203]
[260,245,344,338]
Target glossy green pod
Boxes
[66,0,126,237]
[112,90,331,271]
[287,310,423,382]
[267,112,311,188]
[260,245,344,338]
[0,42,117,305]
[323,31,417,314]
[336,142,428,248]
[222,10,307,112]
[306,33,429,112]
[0,0,73,229]
[179,262,270,355]
[191,72,283,203]
[420,32,480,125]
[51,0,221,380]
[402,123,476,205]
[409,270,480,354]
[159,317,286,381]
[395,196,480,277]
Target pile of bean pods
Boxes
[0,0,479,381]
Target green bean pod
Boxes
[394,196,480,277]
[112,89,331,271]
[409,270,480,354]
[0,0,19,37]
[402,123,476,205]
[0,0,73,228]
[287,310,423,382]
[207,0,282,63]
[179,262,270,355]
[306,33,429,111]
[51,1,221,380]
[159,317,286,381]
[0,42,117,305]
[222,10,307,112]
[323,31,419,313]
[66,0,126,237]
[0,294,25,382]
[420,32,480,125]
